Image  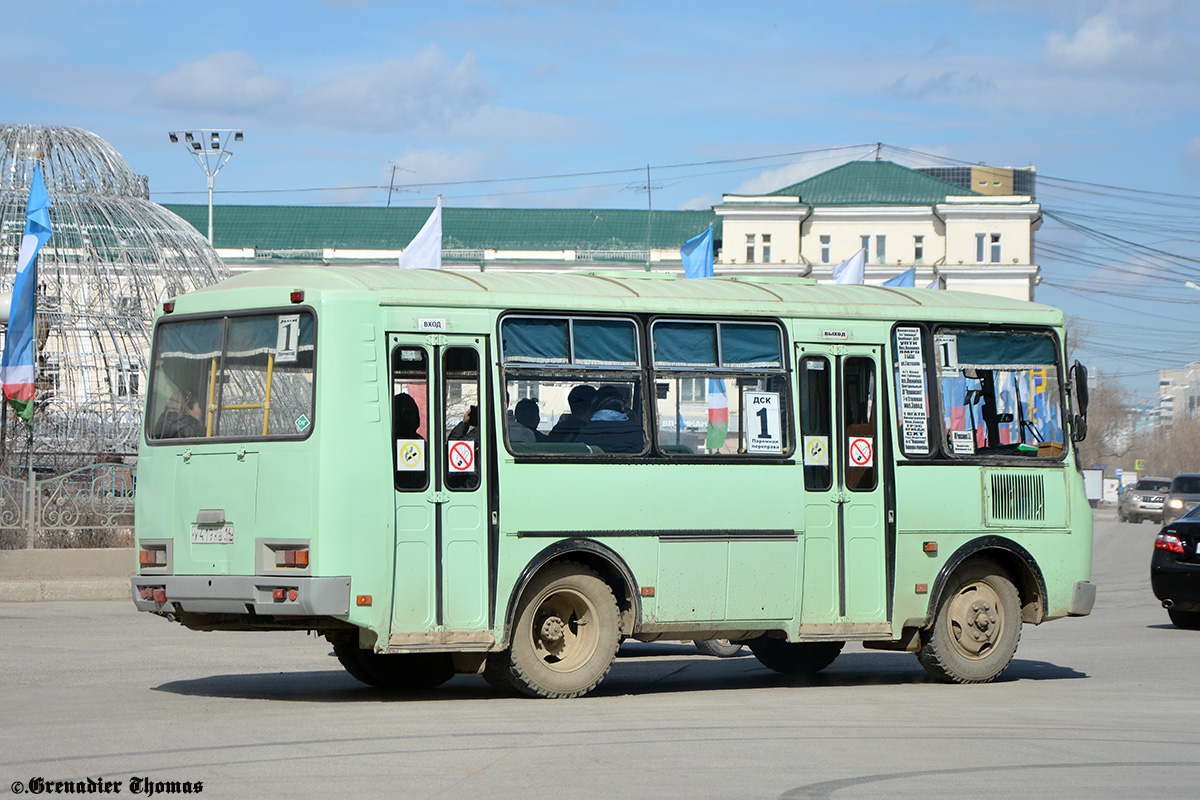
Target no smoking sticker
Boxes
[449,440,475,473]
[396,439,424,471]
[848,436,873,468]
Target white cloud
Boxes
[1044,0,1199,78]
[141,51,291,113]
[297,46,493,134]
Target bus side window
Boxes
[444,347,481,491]
[392,347,430,491]
[844,356,877,491]
[799,357,831,491]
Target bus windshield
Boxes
[146,311,316,441]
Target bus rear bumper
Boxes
[1068,580,1096,616]
[131,575,351,617]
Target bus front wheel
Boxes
[332,640,454,691]
[487,561,620,699]
[748,638,844,674]
[917,559,1021,684]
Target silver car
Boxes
[1164,473,1200,525]
[1118,477,1171,524]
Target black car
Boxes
[1151,506,1200,628]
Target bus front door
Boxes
[795,342,890,637]
[388,334,494,649]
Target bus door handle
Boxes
[427,492,449,504]
[835,491,849,504]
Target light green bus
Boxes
[132,267,1095,698]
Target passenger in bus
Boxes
[578,385,643,453]
[509,398,543,442]
[449,405,479,442]
[153,388,204,439]
[547,385,597,442]
[393,392,423,440]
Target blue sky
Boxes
[3,0,1200,397]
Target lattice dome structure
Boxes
[0,125,228,461]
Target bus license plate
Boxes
[191,524,234,544]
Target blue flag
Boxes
[883,267,915,287]
[681,225,713,279]
[1,162,52,421]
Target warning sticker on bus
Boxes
[448,440,476,472]
[396,439,425,471]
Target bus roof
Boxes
[188,266,1064,326]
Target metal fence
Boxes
[0,462,135,549]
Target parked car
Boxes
[1152,506,1200,628]
[1118,477,1172,523]
[1163,473,1200,525]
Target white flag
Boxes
[926,278,942,289]
[398,195,442,270]
[832,248,865,285]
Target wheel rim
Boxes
[945,580,1006,660]
[529,587,599,673]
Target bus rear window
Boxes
[147,311,315,441]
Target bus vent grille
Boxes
[990,473,1045,521]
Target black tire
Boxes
[1168,609,1200,629]
[333,640,454,690]
[1117,506,1126,522]
[1133,516,1143,524]
[917,559,1021,684]
[485,561,620,699]
[748,637,844,674]
[694,639,744,658]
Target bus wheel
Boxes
[917,559,1021,684]
[491,561,621,699]
[332,640,454,691]
[748,638,844,674]
[694,639,744,658]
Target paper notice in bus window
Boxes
[744,391,783,454]
[276,314,300,363]
[448,440,476,473]
[934,333,958,378]
[396,439,425,471]
[803,435,829,466]
[895,327,930,455]
[951,430,975,455]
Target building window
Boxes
[820,235,831,264]
[990,233,1001,264]
[761,234,771,264]
[876,235,886,265]
[746,234,756,264]
[861,235,871,263]
[976,233,986,263]
[914,235,924,265]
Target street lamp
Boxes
[167,128,243,244]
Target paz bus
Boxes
[132,267,1095,698]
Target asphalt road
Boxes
[2,509,1199,799]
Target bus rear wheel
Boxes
[694,639,744,658]
[333,640,454,691]
[917,559,1021,684]
[486,561,620,699]
[748,638,844,674]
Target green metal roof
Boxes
[163,204,720,255]
[769,160,980,206]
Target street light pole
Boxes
[167,129,243,245]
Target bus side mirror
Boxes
[1070,360,1089,442]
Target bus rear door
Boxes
[388,333,493,649]
[795,342,890,636]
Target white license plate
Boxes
[191,524,234,544]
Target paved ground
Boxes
[2,509,1199,799]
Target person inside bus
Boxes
[578,385,643,453]
[547,384,597,442]
[449,404,479,442]
[153,388,204,439]
[509,398,544,442]
[393,392,423,440]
